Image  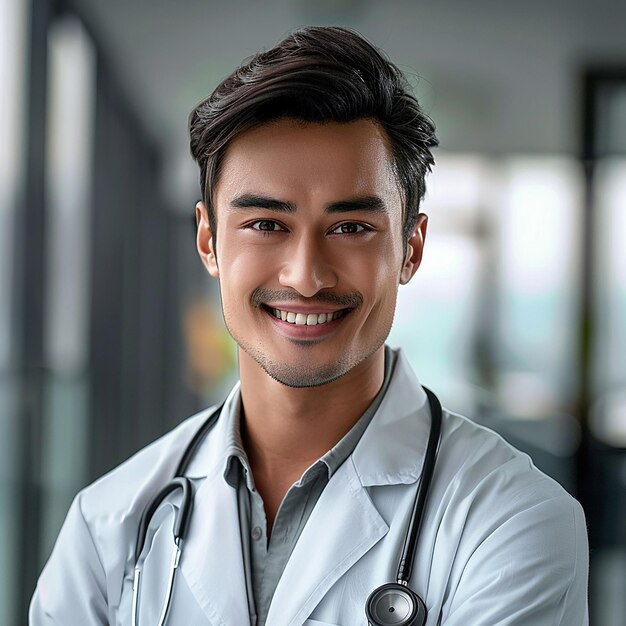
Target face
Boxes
[196,118,427,388]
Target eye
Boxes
[248,220,286,232]
[330,222,371,235]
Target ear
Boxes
[400,213,428,284]
[196,201,219,278]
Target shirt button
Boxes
[251,526,263,541]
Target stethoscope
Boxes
[132,386,441,626]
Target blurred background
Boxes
[1,0,625,623]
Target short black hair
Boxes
[189,26,438,248]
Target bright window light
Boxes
[390,154,583,416]
[0,0,27,369]
[593,158,626,396]
[495,157,582,406]
[44,16,96,374]
[389,154,488,411]
[0,0,27,622]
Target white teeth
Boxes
[268,307,347,325]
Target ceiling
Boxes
[70,0,626,206]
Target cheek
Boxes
[345,256,400,328]
[347,238,402,290]
[219,244,276,303]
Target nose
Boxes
[278,233,338,297]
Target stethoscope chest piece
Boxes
[366,582,427,626]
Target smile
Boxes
[265,307,349,326]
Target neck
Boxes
[238,345,385,477]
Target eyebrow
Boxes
[229,193,388,214]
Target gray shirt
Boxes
[222,345,397,625]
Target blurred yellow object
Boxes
[183,297,236,395]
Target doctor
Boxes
[30,26,588,626]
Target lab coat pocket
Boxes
[303,620,342,626]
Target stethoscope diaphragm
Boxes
[366,582,426,626]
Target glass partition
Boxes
[40,15,96,562]
[0,0,28,622]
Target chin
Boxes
[253,350,352,388]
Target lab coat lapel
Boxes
[179,383,250,626]
[179,466,250,625]
[267,459,389,626]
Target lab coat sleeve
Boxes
[441,494,589,625]
[29,493,108,626]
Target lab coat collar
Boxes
[181,379,243,479]
[351,347,431,488]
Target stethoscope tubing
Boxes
[132,388,441,626]
[396,387,441,584]
[134,477,193,558]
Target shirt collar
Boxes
[222,396,254,490]
[221,344,398,491]
[222,393,328,492]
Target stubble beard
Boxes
[225,318,390,389]
[249,348,350,387]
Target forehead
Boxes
[215,118,399,205]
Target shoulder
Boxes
[434,408,586,536]
[72,405,220,591]
[32,404,222,620]
[432,410,587,597]
[78,405,219,524]
[438,408,573,501]
[428,410,588,622]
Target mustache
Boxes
[251,288,363,309]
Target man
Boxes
[31,26,588,625]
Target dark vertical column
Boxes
[134,154,170,445]
[162,212,206,430]
[576,71,596,523]
[88,76,128,479]
[13,0,52,618]
[578,70,626,624]
[87,62,178,478]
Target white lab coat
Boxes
[30,349,589,625]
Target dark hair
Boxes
[189,26,438,249]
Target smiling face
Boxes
[196,118,427,388]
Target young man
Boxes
[31,27,588,625]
